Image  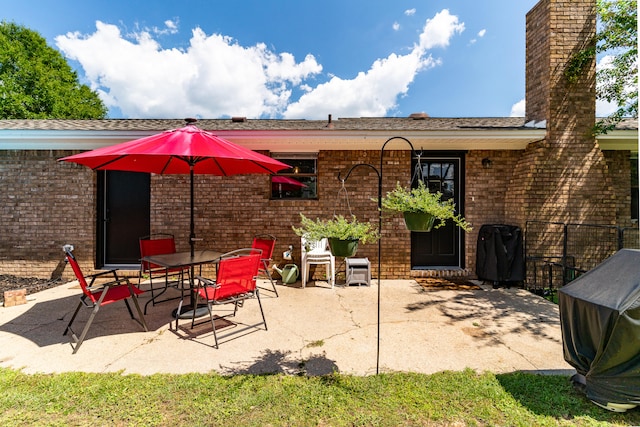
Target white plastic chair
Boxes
[301,236,335,288]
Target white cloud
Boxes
[153,19,179,35]
[510,99,525,117]
[405,8,416,16]
[393,22,400,31]
[56,22,321,118]
[478,29,486,37]
[418,9,464,51]
[284,52,439,119]
[283,9,462,119]
[55,9,464,119]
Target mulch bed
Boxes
[0,274,61,304]
[416,277,481,291]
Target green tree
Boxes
[594,0,637,133]
[0,21,107,119]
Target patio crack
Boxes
[99,330,165,373]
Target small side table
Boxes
[346,258,371,286]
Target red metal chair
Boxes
[189,248,266,348]
[251,234,278,296]
[62,245,147,354]
[139,234,190,313]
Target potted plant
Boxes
[380,181,472,232]
[292,213,379,257]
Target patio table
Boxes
[141,250,222,321]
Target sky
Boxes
[1,0,616,120]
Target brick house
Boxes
[0,0,637,282]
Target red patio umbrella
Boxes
[272,175,307,189]
[272,175,307,198]
[59,118,290,256]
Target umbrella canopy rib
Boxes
[93,155,128,171]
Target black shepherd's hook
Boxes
[337,136,419,375]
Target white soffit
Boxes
[0,129,548,151]
[1,127,637,153]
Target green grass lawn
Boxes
[0,368,637,426]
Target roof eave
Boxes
[0,128,636,153]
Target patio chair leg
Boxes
[147,276,158,310]
[255,289,267,331]
[190,290,202,329]
[63,300,83,337]
[260,260,278,297]
[302,263,307,288]
[207,303,219,349]
[70,304,101,354]
[127,293,148,331]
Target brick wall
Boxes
[0,150,96,280]
[1,143,629,282]
[603,150,634,227]
[465,150,524,275]
[0,148,422,280]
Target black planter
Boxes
[328,238,359,257]
[402,212,436,232]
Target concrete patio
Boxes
[0,278,575,377]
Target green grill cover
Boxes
[558,249,640,407]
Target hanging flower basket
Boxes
[379,182,472,233]
[402,212,436,232]
[328,237,359,257]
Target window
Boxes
[271,153,317,199]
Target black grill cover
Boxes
[558,249,640,406]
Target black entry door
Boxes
[411,155,464,268]
[97,171,150,268]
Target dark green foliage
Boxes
[594,0,637,133]
[0,21,107,119]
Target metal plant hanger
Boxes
[337,136,419,374]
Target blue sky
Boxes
[4,1,552,120]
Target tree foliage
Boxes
[0,21,107,119]
[594,0,637,133]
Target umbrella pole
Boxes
[189,165,196,312]
[190,165,195,258]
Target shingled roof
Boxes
[0,116,637,131]
[0,116,533,131]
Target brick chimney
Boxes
[506,0,615,231]
[525,0,597,129]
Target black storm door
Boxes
[97,171,150,268]
[411,155,465,268]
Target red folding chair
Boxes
[139,234,190,313]
[189,248,266,348]
[62,245,147,354]
[251,234,278,296]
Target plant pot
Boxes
[328,238,359,257]
[403,212,436,232]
